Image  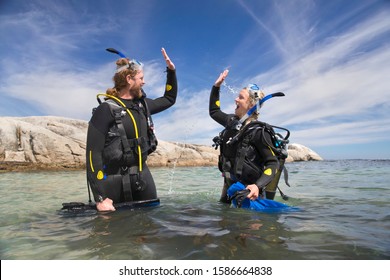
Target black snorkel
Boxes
[106,47,127,58]
[259,91,285,105]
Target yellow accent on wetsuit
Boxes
[166,84,172,91]
[97,170,104,180]
[89,150,94,172]
[216,100,220,107]
[264,168,272,176]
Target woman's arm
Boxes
[209,70,231,127]
[209,86,230,126]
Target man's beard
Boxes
[129,88,142,99]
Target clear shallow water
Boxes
[0,160,389,260]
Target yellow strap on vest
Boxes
[97,93,143,172]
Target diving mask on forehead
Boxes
[115,59,144,73]
[239,82,286,124]
[106,48,144,73]
[246,83,261,100]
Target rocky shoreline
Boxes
[0,116,322,172]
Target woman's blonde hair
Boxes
[249,90,264,106]
[106,58,138,97]
[245,86,265,120]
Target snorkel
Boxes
[106,47,127,58]
[238,84,285,124]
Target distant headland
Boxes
[0,116,322,172]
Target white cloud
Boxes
[0,63,112,120]
[0,1,173,120]
[142,61,169,98]
[241,7,390,148]
[0,58,173,121]
[291,119,390,147]
[153,88,222,145]
[1,0,389,159]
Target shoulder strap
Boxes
[104,102,134,201]
[233,131,252,179]
[110,107,132,160]
[140,98,154,130]
[227,120,263,146]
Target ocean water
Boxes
[0,160,389,260]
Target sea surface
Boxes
[0,160,389,260]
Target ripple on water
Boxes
[1,162,390,259]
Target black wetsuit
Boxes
[86,68,177,203]
[209,86,279,203]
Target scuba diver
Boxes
[86,48,177,212]
[210,70,290,205]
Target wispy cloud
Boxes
[154,0,390,150]
[1,0,389,159]
[0,0,157,119]
[234,3,390,148]
[0,57,171,120]
[291,119,390,147]
[236,0,289,57]
[153,88,221,144]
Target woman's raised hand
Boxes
[214,69,229,87]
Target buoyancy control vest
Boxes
[95,94,158,172]
[213,117,291,200]
[88,94,159,202]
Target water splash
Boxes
[167,121,197,194]
[167,81,237,194]
[167,141,183,194]
[222,81,238,96]
[223,81,265,96]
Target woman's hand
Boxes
[96,198,116,212]
[246,184,260,200]
[214,69,229,87]
[161,48,175,70]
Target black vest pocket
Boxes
[238,159,262,185]
[103,137,124,166]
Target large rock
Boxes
[286,143,323,162]
[0,116,218,171]
[0,116,322,172]
[148,140,218,167]
[0,116,88,171]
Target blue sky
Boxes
[1,0,389,160]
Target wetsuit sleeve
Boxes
[252,130,280,190]
[86,103,113,202]
[209,86,230,127]
[146,68,177,114]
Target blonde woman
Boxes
[210,70,281,203]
